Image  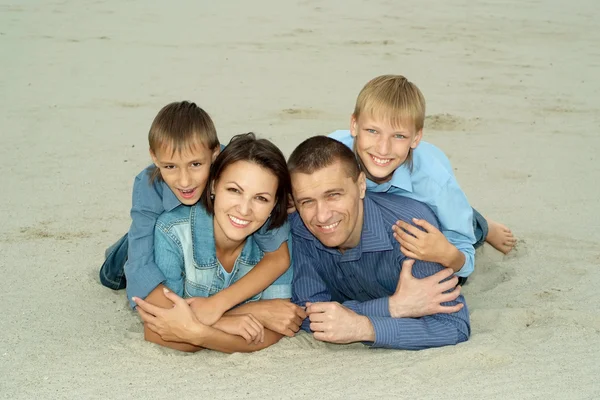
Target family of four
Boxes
[100,75,516,352]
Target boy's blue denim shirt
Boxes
[154,202,293,301]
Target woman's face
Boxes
[212,160,278,245]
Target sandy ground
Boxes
[1,0,599,398]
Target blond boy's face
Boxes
[150,143,219,205]
[350,113,422,183]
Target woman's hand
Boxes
[186,296,226,326]
[133,288,205,344]
[213,314,265,345]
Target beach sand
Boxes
[1,0,599,398]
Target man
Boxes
[288,136,470,350]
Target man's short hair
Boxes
[288,136,360,181]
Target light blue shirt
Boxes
[154,203,293,301]
[291,193,470,350]
[329,130,476,277]
[123,165,290,307]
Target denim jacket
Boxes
[154,203,293,302]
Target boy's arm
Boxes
[191,223,291,325]
[392,181,475,276]
[124,172,168,307]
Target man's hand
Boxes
[133,288,206,343]
[186,296,225,326]
[393,218,453,265]
[389,259,463,318]
[306,302,374,344]
[212,314,264,345]
[229,299,306,337]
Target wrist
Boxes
[440,243,460,269]
[388,296,408,318]
[358,316,375,342]
[188,322,211,347]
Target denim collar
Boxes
[161,180,182,212]
[290,194,394,261]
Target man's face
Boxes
[350,113,422,183]
[291,160,366,250]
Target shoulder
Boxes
[410,141,456,188]
[156,204,193,231]
[367,192,440,228]
[133,165,164,194]
[328,130,354,149]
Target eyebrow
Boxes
[225,181,273,197]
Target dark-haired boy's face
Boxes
[150,143,218,205]
[291,161,366,251]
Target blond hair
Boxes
[353,75,426,170]
[354,75,426,131]
[148,101,219,182]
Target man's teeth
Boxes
[371,155,392,165]
[230,215,250,226]
[321,221,340,230]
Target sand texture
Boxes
[1,0,599,399]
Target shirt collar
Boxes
[290,194,394,260]
[161,180,182,212]
[367,164,413,193]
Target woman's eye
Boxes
[256,196,268,202]
[227,188,240,193]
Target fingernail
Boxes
[163,288,170,293]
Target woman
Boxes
[134,133,305,353]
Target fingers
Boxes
[412,218,437,233]
[438,275,459,292]
[394,231,420,251]
[162,287,185,306]
[428,267,455,283]
[306,302,329,314]
[136,305,156,325]
[437,302,464,314]
[132,297,163,317]
[309,321,324,333]
[248,314,264,344]
[394,220,425,238]
[439,285,461,303]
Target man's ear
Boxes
[411,129,423,149]
[358,172,367,199]
[211,147,221,162]
[350,114,358,138]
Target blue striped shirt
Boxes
[290,193,470,350]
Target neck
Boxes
[213,218,246,257]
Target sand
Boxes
[1,0,599,398]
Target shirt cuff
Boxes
[343,297,391,317]
[124,261,166,308]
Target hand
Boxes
[306,302,374,343]
[212,314,264,345]
[389,259,463,318]
[240,299,306,337]
[186,296,225,326]
[133,288,205,343]
[392,218,452,264]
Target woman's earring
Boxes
[210,193,215,200]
